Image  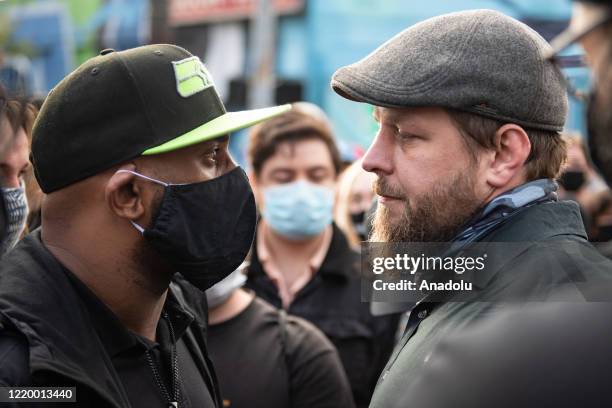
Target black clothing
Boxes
[369,200,612,408]
[0,230,221,407]
[65,268,215,408]
[245,224,398,408]
[208,294,355,408]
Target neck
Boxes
[261,221,328,257]
[42,225,171,342]
[208,289,253,325]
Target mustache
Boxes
[373,178,406,200]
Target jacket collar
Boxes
[471,200,588,289]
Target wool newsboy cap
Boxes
[331,9,568,132]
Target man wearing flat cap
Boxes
[331,9,612,407]
[379,3,612,408]
[0,44,289,407]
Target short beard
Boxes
[371,170,482,243]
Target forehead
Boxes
[373,106,454,129]
[263,138,335,169]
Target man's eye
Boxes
[204,148,219,162]
[18,166,30,179]
[397,132,420,142]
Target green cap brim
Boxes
[142,104,292,155]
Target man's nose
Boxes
[2,174,21,189]
[362,131,393,176]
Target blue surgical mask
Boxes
[262,180,334,240]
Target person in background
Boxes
[334,158,377,249]
[0,97,36,257]
[244,106,398,408]
[590,191,612,257]
[557,133,609,234]
[206,267,355,408]
[0,87,8,250]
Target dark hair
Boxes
[248,109,342,177]
[447,109,567,180]
[4,98,36,136]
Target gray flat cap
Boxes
[331,9,568,132]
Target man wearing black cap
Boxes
[0,44,289,407]
[331,9,612,408]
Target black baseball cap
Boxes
[32,44,290,193]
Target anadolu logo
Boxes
[172,56,214,98]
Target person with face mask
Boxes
[244,107,398,408]
[334,159,378,249]
[0,87,8,251]
[0,97,36,258]
[0,44,290,407]
[205,267,355,408]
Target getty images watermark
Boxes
[361,241,612,303]
[371,252,487,292]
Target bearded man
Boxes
[331,9,612,407]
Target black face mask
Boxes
[351,211,367,241]
[559,170,586,192]
[587,90,612,186]
[122,167,257,291]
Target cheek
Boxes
[253,185,266,211]
[393,154,442,197]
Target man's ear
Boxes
[486,124,531,188]
[105,164,146,221]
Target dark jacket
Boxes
[245,224,399,408]
[0,230,222,408]
[395,302,612,408]
[369,200,612,408]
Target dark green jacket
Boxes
[369,200,612,408]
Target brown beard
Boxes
[371,170,482,243]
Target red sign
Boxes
[169,0,304,25]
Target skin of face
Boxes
[362,106,491,224]
[0,119,30,188]
[349,169,377,215]
[252,137,338,208]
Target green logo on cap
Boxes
[172,56,214,98]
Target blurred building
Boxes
[0,0,586,164]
